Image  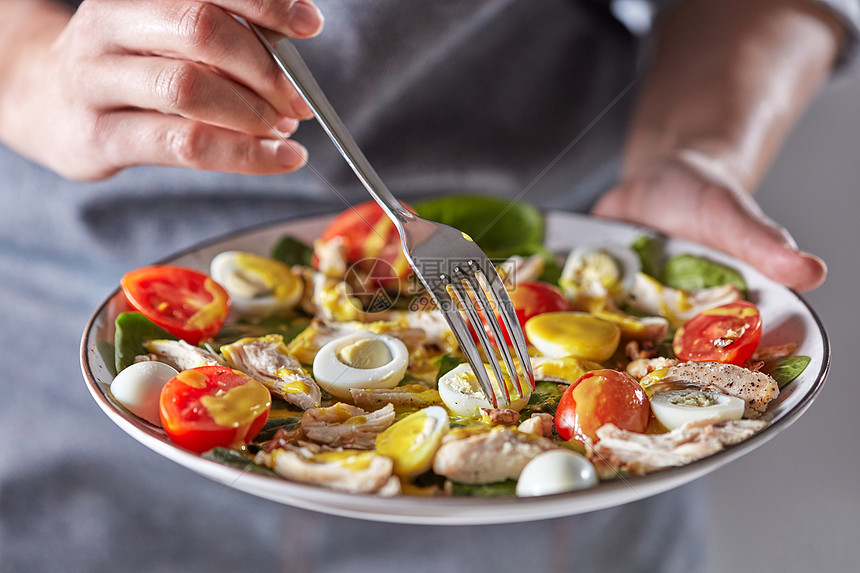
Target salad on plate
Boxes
[102,196,812,499]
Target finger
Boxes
[698,186,828,292]
[102,111,308,174]
[209,0,325,39]
[94,55,299,137]
[93,1,317,119]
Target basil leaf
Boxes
[661,253,748,293]
[270,235,313,267]
[414,196,544,259]
[763,355,811,389]
[201,448,279,478]
[114,312,176,373]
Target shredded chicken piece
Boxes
[591,419,767,477]
[660,361,779,418]
[350,384,441,411]
[433,427,557,484]
[301,403,396,449]
[220,335,321,410]
[259,447,396,494]
[517,413,554,438]
[144,339,225,371]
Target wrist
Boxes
[0,1,70,146]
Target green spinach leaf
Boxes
[450,479,517,497]
[114,312,176,373]
[270,235,313,267]
[414,196,544,259]
[519,381,565,420]
[201,448,279,477]
[762,355,811,389]
[661,253,748,294]
[435,354,465,383]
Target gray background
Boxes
[702,71,860,570]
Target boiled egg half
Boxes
[210,250,303,318]
[375,406,449,479]
[437,363,531,418]
[650,389,745,430]
[516,449,598,497]
[525,312,620,361]
[110,361,179,426]
[312,331,409,400]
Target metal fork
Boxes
[250,26,534,407]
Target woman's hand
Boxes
[591,151,827,292]
[0,0,324,180]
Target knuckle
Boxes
[153,62,200,113]
[165,122,207,166]
[175,2,220,48]
[243,0,274,22]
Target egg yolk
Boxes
[337,338,392,369]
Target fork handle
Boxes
[250,25,411,226]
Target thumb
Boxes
[701,186,827,292]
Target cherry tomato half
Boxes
[316,200,413,292]
[159,366,271,454]
[554,369,650,444]
[482,281,572,346]
[121,265,230,345]
[673,300,762,366]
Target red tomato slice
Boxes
[121,265,230,345]
[480,281,571,346]
[673,300,762,366]
[316,201,413,292]
[159,366,271,454]
[555,369,650,444]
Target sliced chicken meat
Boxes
[220,335,321,410]
[260,447,397,495]
[143,339,225,371]
[433,427,557,484]
[301,403,396,449]
[659,361,779,418]
[590,419,767,477]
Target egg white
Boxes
[516,449,598,497]
[437,363,530,418]
[650,389,745,430]
[110,361,179,426]
[312,331,408,400]
[210,250,303,318]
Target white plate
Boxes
[80,211,829,525]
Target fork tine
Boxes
[444,269,508,407]
[482,265,535,393]
[466,261,530,397]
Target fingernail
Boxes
[277,140,308,167]
[275,115,299,135]
[290,95,313,119]
[288,1,324,37]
